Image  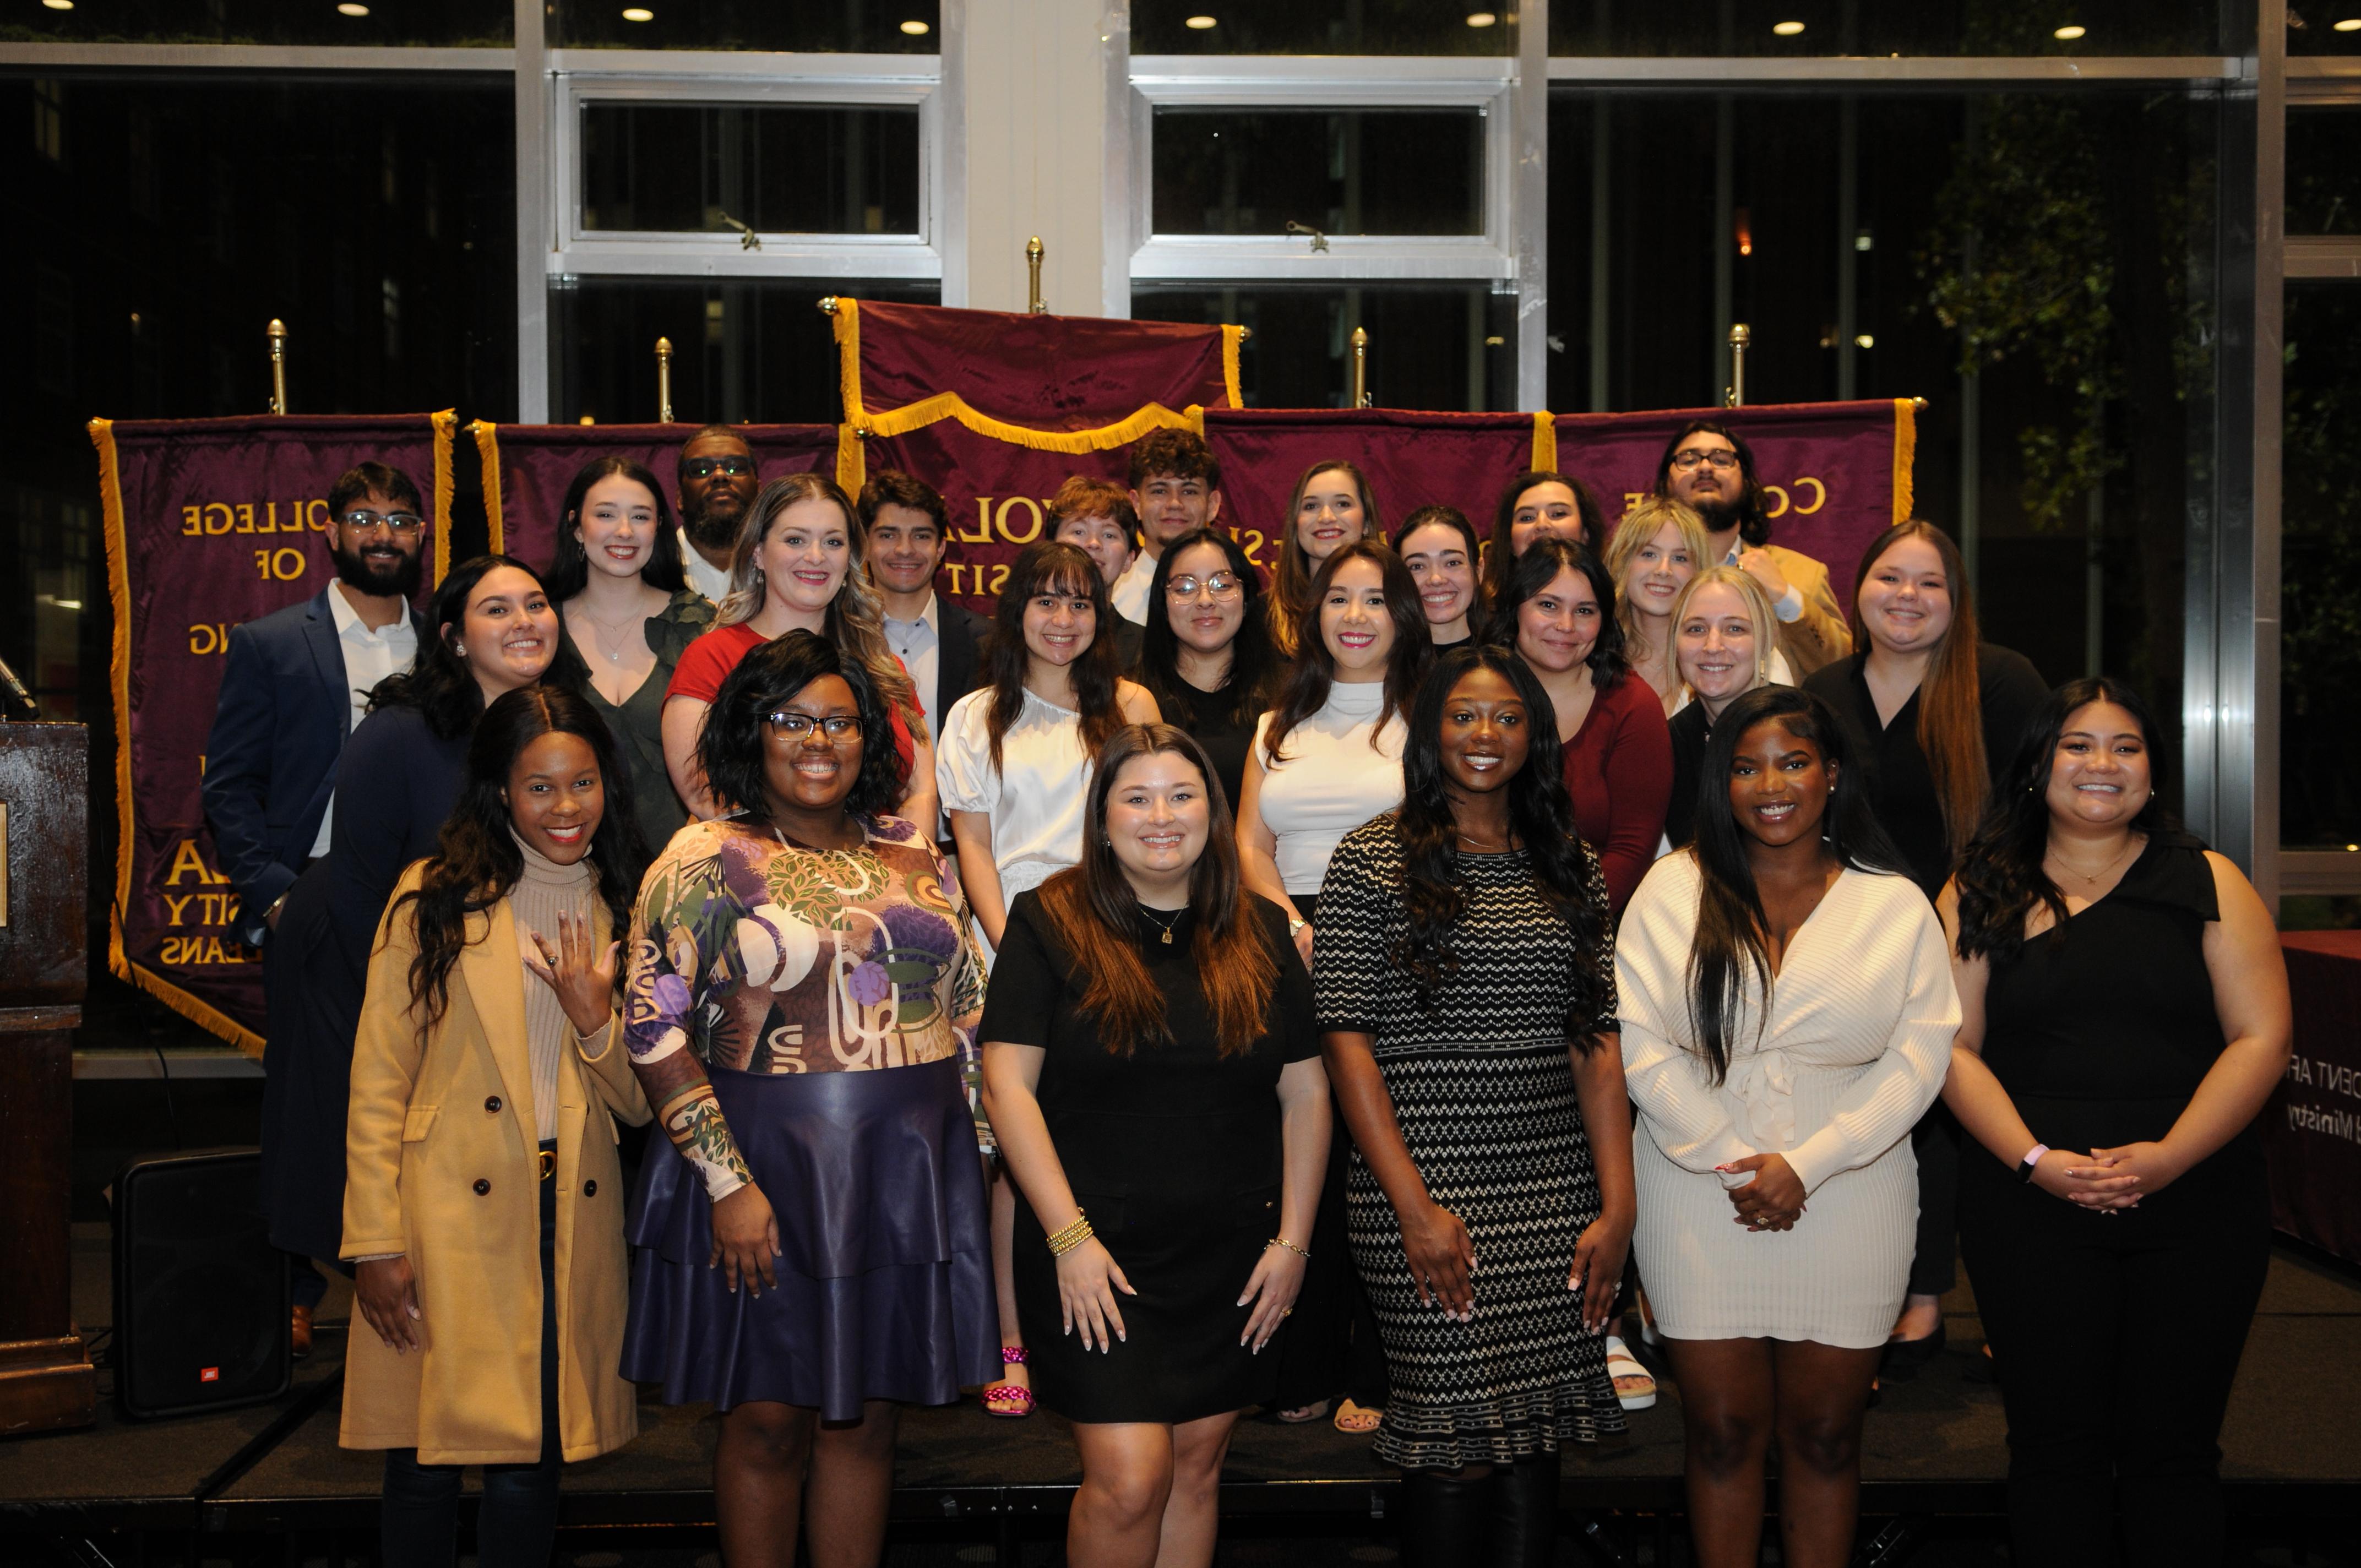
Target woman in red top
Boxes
[663,472,936,828]
[1492,537,1672,914]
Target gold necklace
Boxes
[1138,904,1185,945]
[2047,835,2136,886]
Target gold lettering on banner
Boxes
[1790,476,1826,514]
[986,564,1010,596]
[1763,484,1789,519]
[158,934,259,967]
[994,496,1044,546]
[204,502,235,535]
[182,505,203,537]
[1237,529,1270,569]
[187,623,240,655]
[254,547,308,581]
[956,498,995,546]
[1624,492,1648,514]
[162,837,232,888]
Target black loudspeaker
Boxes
[111,1147,292,1419]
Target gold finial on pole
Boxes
[1350,327,1370,408]
[655,337,675,424]
[817,296,839,314]
[266,319,289,415]
[1726,323,1751,409]
[1026,236,1047,315]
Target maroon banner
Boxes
[2265,932,2361,1267]
[92,412,456,1053]
[473,421,839,576]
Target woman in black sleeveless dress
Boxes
[1938,677,2291,1568]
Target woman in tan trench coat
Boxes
[341,685,652,1568]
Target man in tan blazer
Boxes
[1653,421,1852,678]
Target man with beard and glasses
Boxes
[1652,421,1850,678]
[203,461,430,1357]
[674,423,760,602]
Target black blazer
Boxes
[938,597,994,713]
[200,585,430,940]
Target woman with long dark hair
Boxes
[1940,678,2288,1568]
[621,631,996,1568]
[1492,538,1672,915]
[1316,646,1635,1566]
[981,725,1329,1568]
[1482,469,1606,612]
[1392,505,1487,652]
[1132,525,1279,814]
[1616,685,1957,1568]
[1800,519,2050,1369]
[546,454,714,852]
[1267,459,1385,657]
[342,685,652,1568]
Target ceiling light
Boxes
[336,2,368,14]
[1466,11,1498,25]
[1772,20,1805,35]
[1855,230,1874,251]
[900,18,930,33]
[41,0,74,10]
[621,6,654,19]
[1185,14,1217,29]
[2337,17,2361,28]
[1854,334,1875,349]
[2054,24,2086,39]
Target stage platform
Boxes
[6,1228,2359,1559]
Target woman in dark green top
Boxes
[546,455,717,854]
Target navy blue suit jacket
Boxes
[200,586,429,940]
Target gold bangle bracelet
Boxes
[1266,1236,1310,1260]
[1046,1212,1094,1257]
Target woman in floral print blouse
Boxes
[620,630,995,1568]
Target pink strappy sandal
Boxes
[981,1346,1033,1419]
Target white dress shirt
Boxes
[313,582,420,856]
[936,685,1093,903]
[678,526,733,604]
[882,591,945,734]
[1108,551,1156,625]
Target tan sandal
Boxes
[981,1346,1033,1419]
[1332,1397,1383,1434]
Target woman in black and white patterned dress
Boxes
[1315,646,1636,1568]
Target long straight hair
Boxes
[542,454,688,603]
[1134,526,1278,733]
[1602,496,1711,663]
[1954,676,2179,964]
[982,539,1126,772]
[368,553,569,741]
[1036,725,1280,1058]
[1261,539,1429,766]
[1685,685,1907,1082]
[1269,459,1385,653]
[1392,646,1611,1046]
[1849,520,1987,861]
[1484,469,1607,608]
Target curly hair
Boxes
[695,630,907,823]
[1489,536,1631,691]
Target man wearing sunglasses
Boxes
[675,422,761,601]
[1651,419,1851,677]
[202,461,432,1357]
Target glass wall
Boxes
[1135,284,1515,410]
[550,1,939,51]
[1550,1,2234,56]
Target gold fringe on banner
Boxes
[430,408,456,584]
[471,420,506,556]
[835,421,866,499]
[1222,326,1245,410]
[1891,398,1917,523]
[1531,411,1557,474]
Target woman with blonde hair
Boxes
[1662,565,1791,851]
[660,471,938,829]
[1602,498,1711,712]
[1267,459,1384,657]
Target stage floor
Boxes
[6,1228,2359,1541]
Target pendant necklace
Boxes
[1139,905,1184,945]
[2049,835,2136,888]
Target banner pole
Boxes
[1351,327,1370,408]
[656,336,674,423]
[1027,237,1047,315]
[1726,323,1750,408]
[266,319,288,415]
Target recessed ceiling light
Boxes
[622,6,654,20]
[1185,14,1217,29]
[336,2,368,14]
[1466,11,1498,25]
[41,0,74,10]
[1854,334,1875,349]
[899,18,930,34]
[1772,20,1805,35]
[2336,17,2361,29]
[2054,24,2086,39]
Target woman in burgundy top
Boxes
[1491,538,1672,914]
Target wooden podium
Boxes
[0,722,96,1435]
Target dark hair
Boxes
[542,454,687,603]
[982,540,1127,772]
[1685,686,1907,1082]
[368,554,567,741]
[697,630,906,821]
[1484,470,1607,608]
[674,422,748,488]
[1851,520,1989,860]
[857,469,950,537]
[1391,647,1611,1046]
[1262,540,1429,766]
[328,461,425,519]
[1491,536,1630,690]
[1036,724,1280,1058]
[1954,677,2174,964]
[1652,420,1769,547]
[1270,459,1386,641]
[1135,526,1277,735]
[391,685,646,1035]
[1127,427,1223,492]
[1392,504,1489,641]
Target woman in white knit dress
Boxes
[1615,685,1957,1568]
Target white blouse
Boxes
[936,685,1092,901]
[1252,681,1408,897]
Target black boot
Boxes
[1489,1452,1562,1568]
[1396,1468,1499,1568]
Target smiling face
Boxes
[1513,567,1603,676]
[1438,666,1531,799]
[1163,539,1245,657]
[1727,717,1835,850]
[1626,520,1699,619]
[1021,574,1098,671]
[1054,513,1137,587]
[1103,749,1212,895]
[505,729,605,865]
[1675,581,1764,715]
[2044,699,2151,831]
[1318,557,1395,680]
[1399,521,1478,633]
[1293,469,1366,566]
[758,497,853,618]
[574,473,661,584]
[1130,473,1220,551]
[865,502,945,599]
[1509,481,1586,556]
[456,565,559,696]
[1855,535,1955,656]
[760,673,864,817]
[329,487,427,600]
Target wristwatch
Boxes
[2018,1144,2050,1183]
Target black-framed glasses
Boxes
[1671,449,1740,472]
[765,711,862,741]
[1166,572,1243,602]
[339,509,425,536]
[682,456,757,479]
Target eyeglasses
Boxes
[1671,449,1740,472]
[682,456,757,479]
[1166,572,1243,602]
[339,509,425,537]
[765,711,862,740]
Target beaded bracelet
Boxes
[1046,1212,1095,1257]
[1266,1235,1310,1261]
